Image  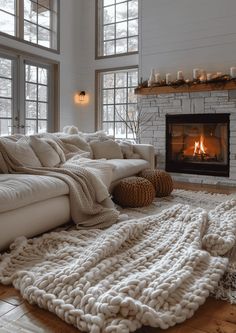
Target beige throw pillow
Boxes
[0,137,42,167]
[59,135,92,157]
[90,140,123,159]
[29,136,64,167]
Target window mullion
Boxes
[12,55,19,133]
[18,0,24,40]
[18,56,25,134]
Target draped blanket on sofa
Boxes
[0,134,120,228]
[0,200,235,333]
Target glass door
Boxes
[24,61,50,135]
[0,54,17,136]
[0,51,54,137]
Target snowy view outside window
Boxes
[98,0,138,56]
[0,0,58,50]
[100,68,138,139]
[0,57,13,136]
[25,63,49,135]
[0,55,50,136]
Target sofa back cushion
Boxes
[0,137,42,168]
[29,136,65,167]
[90,140,123,160]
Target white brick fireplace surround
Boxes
[140,90,236,186]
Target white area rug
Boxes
[118,189,236,219]
[118,189,236,305]
[0,189,235,333]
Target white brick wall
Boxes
[140,90,236,186]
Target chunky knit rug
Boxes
[0,198,236,333]
[120,189,236,305]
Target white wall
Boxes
[140,0,236,81]
[75,0,138,132]
[0,0,80,130]
[74,0,236,131]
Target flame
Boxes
[193,135,207,156]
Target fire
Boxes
[193,135,207,156]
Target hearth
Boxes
[166,113,229,177]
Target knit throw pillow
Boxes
[0,137,42,168]
[29,136,65,167]
[90,140,123,159]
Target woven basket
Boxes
[139,169,173,197]
[113,176,155,208]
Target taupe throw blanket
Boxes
[0,201,235,333]
[0,140,119,228]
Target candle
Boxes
[207,73,212,81]
[230,67,236,78]
[155,73,161,83]
[193,68,201,80]
[148,68,155,85]
[177,71,184,80]
[199,70,206,82]
[166,73,171,84]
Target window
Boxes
[98,67,138,140]
[0,56,15,136]
[25,62,50,134]
[97,0,138,57]
[0,0,59,51]
[0,51,57,136]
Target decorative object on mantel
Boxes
[136,67,236,95]
[230,67,236,78]
[148,68,156,86]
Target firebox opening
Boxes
[166,113,229,177]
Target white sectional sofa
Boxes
[0,132,154,250]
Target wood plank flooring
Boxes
[0,182,235,333]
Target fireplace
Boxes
[166,113,229,177]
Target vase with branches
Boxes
[115,101,154,144]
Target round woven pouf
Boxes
[139,169,173,197]
[113,176,155,208]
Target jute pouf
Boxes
[113,176,155,208]
[139,169,173,197]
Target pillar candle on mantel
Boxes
[230,67,236,78]
[193,68,201,80]
[166,73,171,84]
[155,73,161,83]
[207,73,212,81]
[177,71,184,80]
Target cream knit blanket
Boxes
[0,200,235,333]
[0,139,119,228]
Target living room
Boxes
[0,0,236,332]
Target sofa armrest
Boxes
[133,144,155,169]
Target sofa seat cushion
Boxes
[0,174,69,214]
[107,159,150,182]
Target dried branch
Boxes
[115,102,154,143]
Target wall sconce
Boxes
[78,91,86,102]
[74,90,89,105]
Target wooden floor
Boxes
[0,182,235,333]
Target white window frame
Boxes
[0,48,59,136]
[96,66,138,140]
[0,52,17,136]
[0,0,60,53]
[96,0,139,59]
